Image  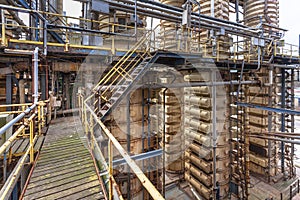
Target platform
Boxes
[22,116,105,200]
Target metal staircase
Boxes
[89,27,159,120]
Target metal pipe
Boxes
[134,0,137,38]
[33,47,39,103]
[126,94,131,200]
[249,135,300,145]
[210,0,214,17]
[211,71,217,199]
[281,68,286,173]
[105,0,261,37]
[162,87,167,198]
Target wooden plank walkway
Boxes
[23,116,105,200]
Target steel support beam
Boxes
[6,73,12,111]
[236,103,300,116]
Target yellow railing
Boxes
[90,25,158,104]
[78,94,164,200]
[1,5,300,63]
[0,100,48,199]
[274,41,300,58]
[0,5,147,54]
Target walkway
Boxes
[22,116,105,200]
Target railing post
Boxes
[41,102,45,127]
[84,106,88,135]
[78,94,81,119]
[274,41,277,56]
[112,24,115,55]
[217,41,220,62]
[234,43,237,63]
[64,18,69,52]
[108,139,113,200]
[30,119,34,163]
[81,96,84,122]
[90,113,94,150]
[38,103,41,135]
[1,9,7,47]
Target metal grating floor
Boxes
[23,116,105,200]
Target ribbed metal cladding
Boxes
[98,12,146,49]
[159,0,185,50]
[193,0,230,59]
[244,0,279,36]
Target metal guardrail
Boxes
[0,100,48,200]
[78,91,164,200]
[1,5,299,63]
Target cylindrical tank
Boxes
[158,85,184,173]
[193,0,230,59]
[99,12,146,49]
[159,0,185,50]
[244,0,279,36]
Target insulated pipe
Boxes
[33,47,39,103]
[210,0,214,18]
[106,0,261,38]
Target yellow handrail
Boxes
[79,94,164,200]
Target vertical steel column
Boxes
[6,73,12,111]
[162,88,167,198]
[281,68,286,173]
[45,62,49,100]
[228,69,234,199]
[108,140,113,200]
[291,69,295,176]
[126,94,131,200]
[141,89,145,199]
[267,66,273,182]
[211,0,214,17]
[41,66,46,100]
[211,71,217,200]
[235,0,239,22]
[147,87,151,199]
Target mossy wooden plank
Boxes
[27,168,95,188]
[36,151,90,165]
[25,173,99,195]
[39,146,87,159]
[30,162,94,182]
[23,116,103,199]
[33,157,91,174]
[31,158,92,177]
[24,178,99,199]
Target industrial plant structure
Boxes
[0,0,299,199]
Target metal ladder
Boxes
[90,27,159,120]
[229,63,248,199]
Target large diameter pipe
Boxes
[33,47,39,103]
